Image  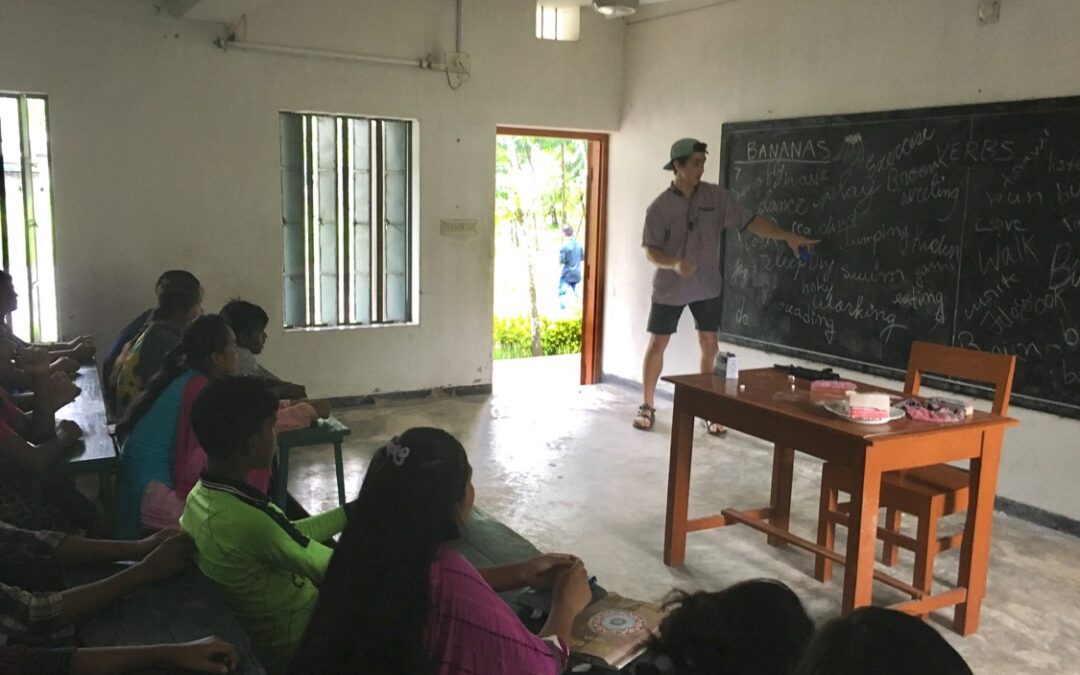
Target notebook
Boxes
[568,593,662,670]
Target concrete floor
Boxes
[288,355,1080,674]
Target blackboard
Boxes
[718,96,1080,418]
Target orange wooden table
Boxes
[661,368,1017,634]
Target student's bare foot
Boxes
[633,404,655,431]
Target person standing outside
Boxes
[633,138,818,433]
[558,226,584,310]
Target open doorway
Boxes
[493,127,607,388]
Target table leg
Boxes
[842,451,882,613]
[954,429,1004,635]
[664,395,695,566]
[274,446,291,509]
[334,441,346,506]
[768,445,795,546]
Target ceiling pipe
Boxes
[214,38,448,71]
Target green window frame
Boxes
[0,93,59,343]
[280,112,414,328]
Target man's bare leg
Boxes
[635,333,671,429]
[697,330,726,434]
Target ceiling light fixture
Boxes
[592,0,639,18]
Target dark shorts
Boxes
[647,296,722,335]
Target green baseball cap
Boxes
[663,137,708,170]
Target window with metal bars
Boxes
[0,93,59,343]
[535,4,580,41]
[280,112,414,328]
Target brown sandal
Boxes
[633,404,655,431]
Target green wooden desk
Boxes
[60,365,119,510]
[272,416,351,509]
[66,565,265,675]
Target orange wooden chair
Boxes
[814,341,1016,604]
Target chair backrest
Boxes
[903,341,1016,416]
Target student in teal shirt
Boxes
[180,377,348,675]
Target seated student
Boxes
[0,337,83,399]
[0,270,94,369]
[114,315,327,539]
[113,276,203,416]
[0,522,237,675]
[636,579,813,675]
[0,348,105,535]
[181,376,349,674]
[113,315,268,538]
[794,606,973,675]
[103,270,201,416]
[0,337,81,413]
[220,299,306,399]
[290,427,593,675]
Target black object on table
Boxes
[772,364,841,381]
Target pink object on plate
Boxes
[848,406,889,421]
[810,379,857,391]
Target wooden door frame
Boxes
[495,126,608,385]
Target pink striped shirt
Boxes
[424,548,564,675]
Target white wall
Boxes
[0,0,623,396]
[605,0,1080,520]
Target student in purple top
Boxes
[290,427,592,675]
[633,138,818,434]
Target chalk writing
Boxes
[719,100,1080,412]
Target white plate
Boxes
[823,400,905,425]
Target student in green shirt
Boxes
[179,377,348,674]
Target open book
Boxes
[569,593,662,670]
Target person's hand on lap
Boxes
[517,553,581,589]
[552,559,592,615]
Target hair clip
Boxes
[386,436,411,467]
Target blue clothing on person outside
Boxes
[559,238,583,285]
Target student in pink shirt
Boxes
[290,427,593,674]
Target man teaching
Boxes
[634,138,818,433]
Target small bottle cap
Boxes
[787,374,795,383]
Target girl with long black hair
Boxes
[290,427,592,674]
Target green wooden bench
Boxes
[272,416,351,509]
